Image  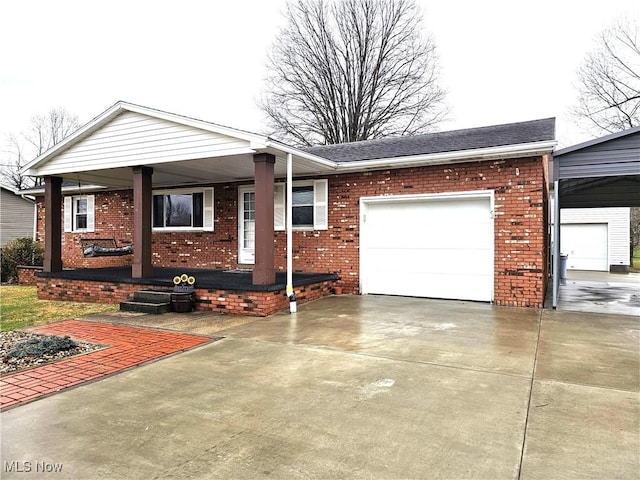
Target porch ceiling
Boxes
[51,153,337,189]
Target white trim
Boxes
[238,185,256,265]
[64,194,95,233]
[274,184,286,231]
[359,190,495,302]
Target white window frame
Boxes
[152,187,214,232]
[274,179,328,231]
[64,195,95,233]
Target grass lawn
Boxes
[631,247,640,273]
[1,285,118,331]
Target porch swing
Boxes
[72,180,134,258]
[80,238,133,257]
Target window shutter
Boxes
[274,183,285,231]
[203,188,214,231]
[313,179,328,230]
[64,197,72,232]
[86,195,95,232]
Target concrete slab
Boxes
[521,380,639,479]
[217,295,541,376]
[558,271,640,317]
[2,338,531,479]
[536,309,640,392]
[2,295,638,479]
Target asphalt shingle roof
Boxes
[303,118,555,162]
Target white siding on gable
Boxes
[561,207,630,267]
[38,111,253,175]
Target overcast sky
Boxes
[1,0,639,152]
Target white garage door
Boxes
[561,223,608,271]
[360,194,493,302]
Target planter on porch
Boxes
[171,292,194,313]
[171,274,196,313]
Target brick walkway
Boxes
[1,320,215,411]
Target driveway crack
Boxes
[517,307,544,480]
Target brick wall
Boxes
[36,155,548,307]
[272,156,548,306]
[17,266,43,285]
[36,191,135,269]
[35,276,334,316]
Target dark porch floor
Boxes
[37,267,339,292]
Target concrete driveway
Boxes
[2,296,638,479]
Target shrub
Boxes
[0,237,44,283]
[5,335,78,359]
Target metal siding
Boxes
[0,190,35,246]
[556,131,639,179]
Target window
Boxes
[274,179,328,231]
[74,197,88,230]
[64,195,94,232]
[152,188,214,231]
[292,185,314,227]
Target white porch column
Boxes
[286,153,296,312]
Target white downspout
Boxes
[552,180,560,309]
[286,153,296,313]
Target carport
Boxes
[552,126,640,309]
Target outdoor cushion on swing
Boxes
[80,238,133,257]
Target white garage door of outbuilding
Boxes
[561,223,608,271]
[360,192,494,302]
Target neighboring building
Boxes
[22,102,556,309]
[561,207,630,272]
[0,186,35,247]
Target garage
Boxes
[360,192,494,302]
[561,223,608,271]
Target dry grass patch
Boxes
[1,286,118,331]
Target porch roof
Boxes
[21,101,336,189]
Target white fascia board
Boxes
[263,140,338,169]
[335,140,558,172]
[19,184,108,196]
[33,146,259,177]
[21,102,125,175]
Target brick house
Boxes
[23,102,556,312]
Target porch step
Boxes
[132,290,172,303]
[120,290,172,314]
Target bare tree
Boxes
[260,0,447,145]
[573,19,640,135]
[1,108,81,190]
[631,207,640,262]
[0,134,31,191]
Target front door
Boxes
[238,186,255,264]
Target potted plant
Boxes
[171,274,196,313]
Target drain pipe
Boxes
[286,153,296,313]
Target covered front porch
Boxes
[36,267,338,316]
[23,102,341,315]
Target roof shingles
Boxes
[303,118,555,162]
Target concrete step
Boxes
[132,290,173,303]
[120,300,172,314]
